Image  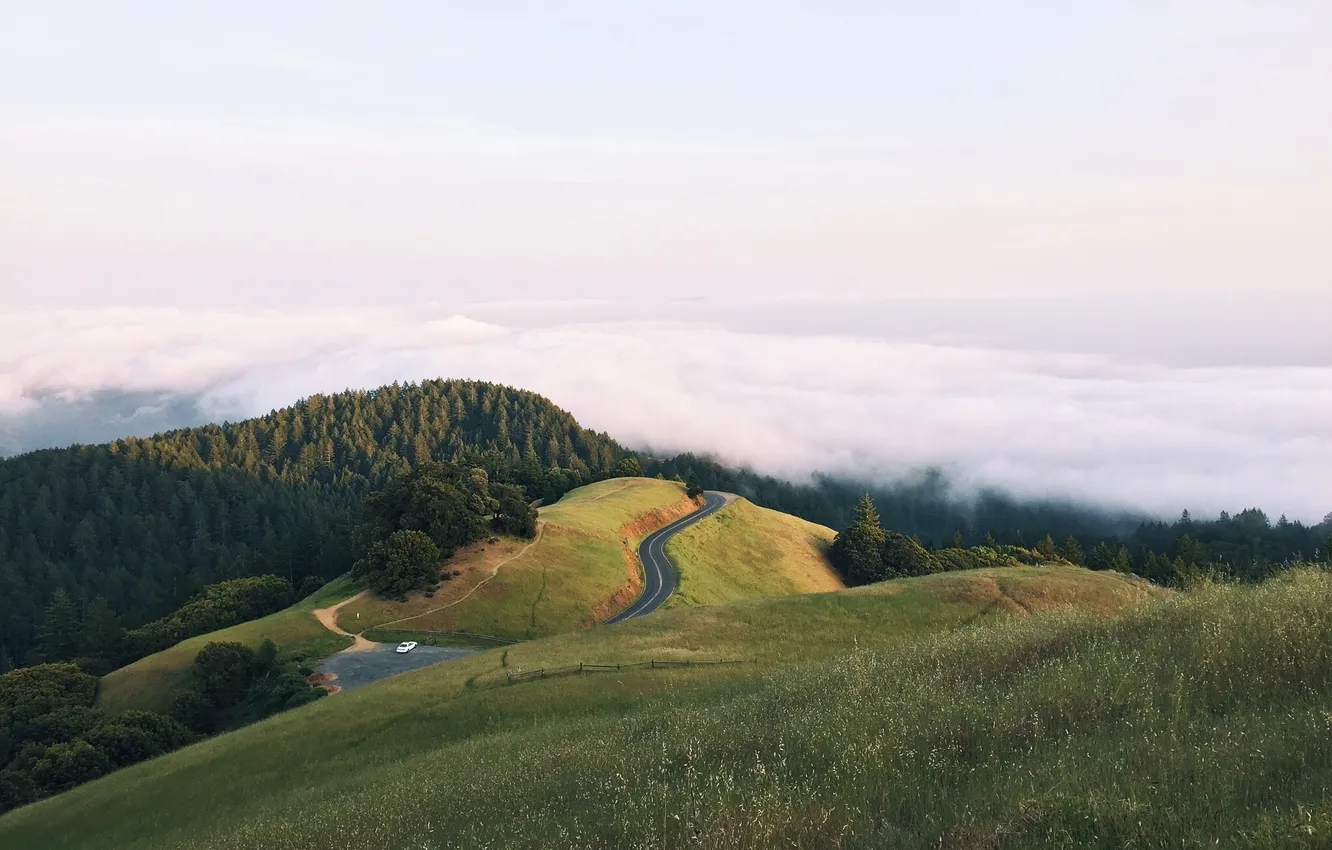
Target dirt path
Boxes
[312,589,377,652]
[376,520,548,630]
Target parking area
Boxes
[317,644,479,693]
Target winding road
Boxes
[604,491,731,624]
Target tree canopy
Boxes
[0,379,628,668]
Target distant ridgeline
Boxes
[1,378,1328,670]
[0,380,629,668]
[648,455,1331,586]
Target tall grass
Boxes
[8,569,1332,849]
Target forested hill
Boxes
[0,380,628,668]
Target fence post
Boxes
[579,662,584,674]
[650,659,655,669]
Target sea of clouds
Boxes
[2,299,1329,523]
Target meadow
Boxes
[95,576,359,714]
[662,496,844,607]
[0,565,1209,849]
[335,477,700,638]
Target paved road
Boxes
[318,644,479,693]
[604,491,730,624]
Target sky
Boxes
[1,3,1329,520]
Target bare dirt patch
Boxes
[379,521,547,631]
[305,671,341,696]
[312,590,376,652]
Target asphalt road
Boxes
[317,644,479,693]
[604,491,730,624]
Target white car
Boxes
[395,641,419,654]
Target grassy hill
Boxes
[95,577,360,714]
[97,477,702,713]
[663,496,843,607]
[338,477,703,640]
[0,565,1186,849]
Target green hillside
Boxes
[338,477,702,640]
[0,565,1181,849]
[663,496,843,607]
[95,577,359,714]
[94,478,841,715]
[0,379,630,667]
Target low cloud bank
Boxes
[2,306,1328,522]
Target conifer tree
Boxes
[1036,535,1058,560]
[80,596,124,659]
[38,590,81,662]
[830,494,888,586]
[685,474,704,499]
[1058,535,1085,565]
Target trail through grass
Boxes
[96,576,361,714]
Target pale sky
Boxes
[2,1,1330,305]
[2,4,1330,520]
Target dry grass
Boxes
[339,478,699,640]
[0,564,1191,850]
[663,497,844,608]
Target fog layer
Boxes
[1,300,1328,522]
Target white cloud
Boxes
[1,305,1328,522]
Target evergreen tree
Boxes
[1058,536,1085,565]
[881,533,937,578]
[1036,535,1058,560]
[830,494,888,586]
[37,591,80,663]
[613,457,644,478]
[80,597,123,660]
[685,474,704,500]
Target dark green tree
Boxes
[613,457,644,478]
[1035,535,1059,561]
[0,664,97,725]
[361,462,489,558]
[830,494,888,585]
[29,739,112,795]
[83,722,157,768]
[1058,536,1085,565]
[685,474,704,500]
[1087,542,1115,571]
[80,596,124,661]
[490,483,537,538]
[358,531,442,598]
[191,642,260,709]
[38,590,81,663]
[881,533,937,578]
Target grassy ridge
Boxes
[337,477,700,639]
[0,566,1171,849]
[95,577,359,714]
[663,497,843,607]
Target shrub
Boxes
[29,739,112,795]
[881,532,938,578]
[358,531,442,598]
[0,664,97,726]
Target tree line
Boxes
[0,631,328,815]
[354,461,538,598]
[0,380,629,668]
[830,493,1332,588]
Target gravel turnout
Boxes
[317,644,478,693]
